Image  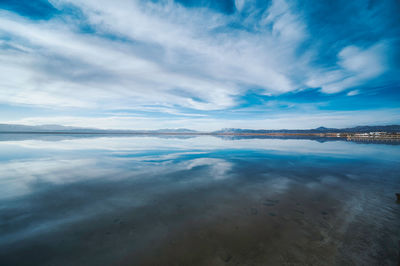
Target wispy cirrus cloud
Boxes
[307,42,389,93]
[0,0,399,128]
[0,0,321,109]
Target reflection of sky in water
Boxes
[0,136,399,265]
[1,136,399,200]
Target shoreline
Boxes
[1,131,399,140]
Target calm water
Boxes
[0,135,399,265]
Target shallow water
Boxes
[0,135,399,265]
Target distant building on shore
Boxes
[353,132,386,137]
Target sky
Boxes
[0,0,399,130]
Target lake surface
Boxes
[0,135,399,265]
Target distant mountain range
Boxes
[0,124,197,133]
[0,124,399,134]
[214,125,400,134]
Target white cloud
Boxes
[235,0,246,11]
[307,43,388,93]
[0,0,312,113]
[262,0,307,43]
[347,90,359,96]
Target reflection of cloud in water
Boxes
[0,157,231,246]
[0,154,231,201]
[0,158,100,199]
[262,175,291,193]
[185,158,232,180]
[306,175,340,189]
[113,151,208,162]
[2,136,400,160]
[0,136,399,265]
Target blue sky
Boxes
[0,0,399,130]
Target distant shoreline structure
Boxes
[1,124,400,141]
[213,131,400,140]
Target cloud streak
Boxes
[4,108,400,130]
